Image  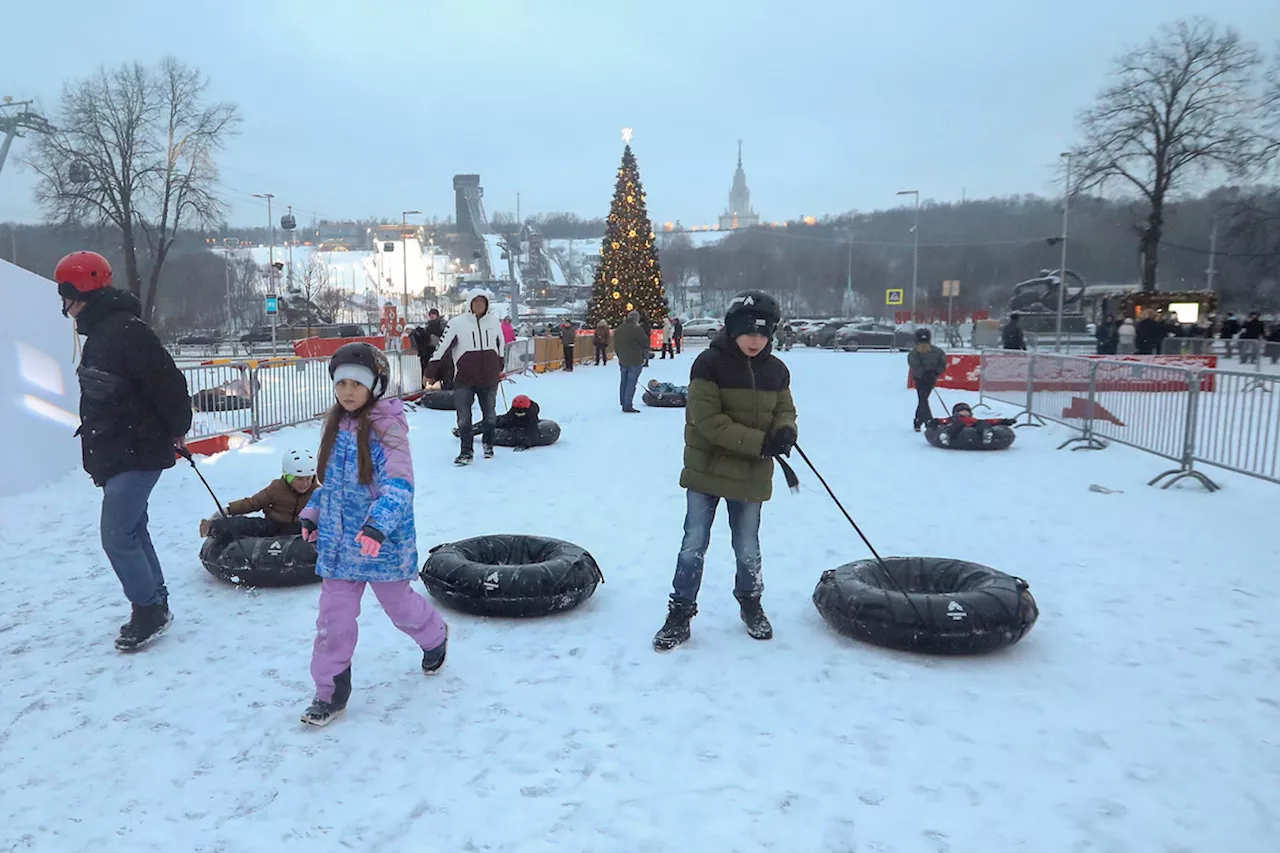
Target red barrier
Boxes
[292,336,411,358]
[913,353,1220,393]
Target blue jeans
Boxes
[455,384,497,453]
[100,470,167,606]
[619,365,643,409]
[670,489,763,607]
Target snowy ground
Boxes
[3,350,1279,852]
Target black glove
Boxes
[761,425,797,458]
[998,418,1017,426]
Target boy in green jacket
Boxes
[654,291,798,651]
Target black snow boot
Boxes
[454,452,473,466]
[653,601,697,651]
[735,595,773,640]
[421,625,449,675]
[301,666,352,727]
[115,603,173,652]
[483,445,494,459]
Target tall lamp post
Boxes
[896,190,920,326]
[401,209,421,323]
[1054,152,1071,353]
[253,193,276,353]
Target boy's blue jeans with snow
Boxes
[100,470,168,607]
[619,365,643,408]
[670,489,763,607]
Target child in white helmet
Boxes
[199,448,318,542]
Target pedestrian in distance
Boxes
[53,251,192,652]
[299,342,448,727]
[660,316,675,359]
[653,290,797,651]
[672,316,684,354]
[614,311,650,413]
[560,320,577,371]
[593,320,612,365]
[424,289,504,465]
[907,327,946,432]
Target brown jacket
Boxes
[227,477,315,525]
[594,322,611,347]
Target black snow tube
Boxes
[420,389,456,410]
[925,424,1016,450]
[451,419,561,447]
[192,389,252,412]
[642,391,687,408]
[420,535,603,617]
[812,557,1038,654]
[199,534,319,587]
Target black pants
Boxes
[595,345,608,365]
[914,381,934,427]
[209,516,299,543]
[563,345,574,371]
[674,336,682,354]
[660,342,674,359]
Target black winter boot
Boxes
[653,601,697,651]
[422,625,449,675]
[301,666,351,727]
[735,595,773,640]
[115,603,173,652]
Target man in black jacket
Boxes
[1001,313,1026,350]
[56,252,192,652]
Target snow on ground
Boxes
[3,351,1279,852]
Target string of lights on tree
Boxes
[587,128,667,327]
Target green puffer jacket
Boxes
[680,331,798,503]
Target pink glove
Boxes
[301,525,318,543]
[355,532,382,558]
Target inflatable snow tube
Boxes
[420,389,456,410]
[421,534,603,617]
[192,388,252,412]
[451,419,561,447]
[813,557,1038,654]
[925,424,1016,451]
[642,391,687,408]
[199,534,319,587]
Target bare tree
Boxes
[27,58,239,321]
[1071,18,1270,291]
[288,252,333,336]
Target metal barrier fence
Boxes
[977,350,1279,490]
[1160,336,1280,368]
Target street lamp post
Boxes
[253,192,276,354]
[896,190,920,326]
[1054,152,1071,353]
[402,210,422,324]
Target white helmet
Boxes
[283,448,317,478]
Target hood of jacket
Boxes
[74,287,143,336]
[462,287,496,317]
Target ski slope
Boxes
[2,350,1278,852]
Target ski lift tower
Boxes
[0,97,53,182]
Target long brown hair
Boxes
[315,401,375,486]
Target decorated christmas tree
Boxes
[587,130,666,327]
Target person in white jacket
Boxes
[660,317,675,360]
[1117,317,1137,354]
[424,289,505,465]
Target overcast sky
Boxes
[2,0,1277,230]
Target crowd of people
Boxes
[1091,310,1280,360]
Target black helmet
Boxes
[952,401,973,416]
[914,327,931,343]
[329,342,391,400]
[725,291,781,338]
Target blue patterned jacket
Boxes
[300,398,417,582]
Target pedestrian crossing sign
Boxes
[886,289,904,306]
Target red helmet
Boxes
[55,251,112,300]
[512,394,532,409]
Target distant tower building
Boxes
[718,140,760,230]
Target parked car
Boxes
[806,320,857,348]
[682,317,723,338]
[835,322,914,351]
[239,327,274,345]
[176,332,219,346]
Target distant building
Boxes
[717,140,760,231]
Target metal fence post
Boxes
[1149,369,1219,491]
[249,364,261,439]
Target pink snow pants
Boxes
[310,578,447,702]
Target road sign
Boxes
[942,280,961,297]
[886,288,904,306]
[265,295,278,315]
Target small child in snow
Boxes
[199,448,317,542]
[928,402,1015,440]
[493,394,541,451]
[298,342,448,727]
[646,379,689,396]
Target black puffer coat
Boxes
[74,288,192,486]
